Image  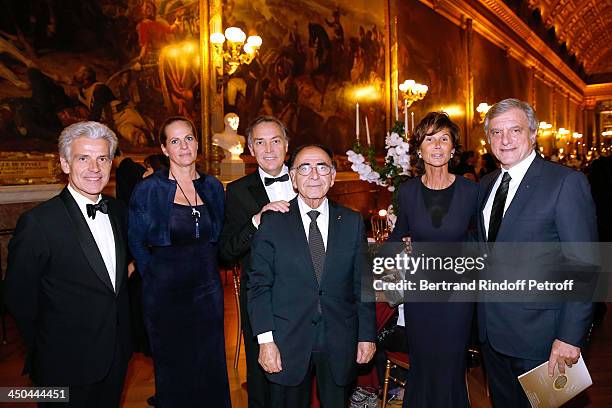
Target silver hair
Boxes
[484,98,538,137]
[246,115,289,147]
[58,121,118,161]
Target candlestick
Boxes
[365,115,371,146]
[356,102,360,142]
[411,112,415,132]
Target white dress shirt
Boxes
[67,184,117,290]
[251,165,297,228]
[257,196,330,344]
[483,150,536,238]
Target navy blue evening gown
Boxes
[143,203,231,407]
[388,176,478,408]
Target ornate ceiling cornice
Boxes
[527,0,612,76]
[584,83,612,102]
[416,0,592,101]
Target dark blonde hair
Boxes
[158,116,198,146]
[410,112,461,175]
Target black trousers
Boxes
[39,340,128,408]
[241,283,272,408]
[481,339,543,408]
[270,350,348,408]
[270,318,347,408]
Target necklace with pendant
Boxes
[171,171,201,238]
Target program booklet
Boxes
[518,356,592,408]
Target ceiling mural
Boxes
[527,0,612,75]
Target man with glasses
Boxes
[220,115,295,407]
[247,144,376,407]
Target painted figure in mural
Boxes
[213,112,246,159]
[308,23,333,108]
[137,0,172,67]
[264,57,299,134]
[74,66,153,146]
[0,68,86,142]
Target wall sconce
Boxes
[399,80,428,108]
[476,103,491,123]
[572,132,582,140]
[556,127,570,140]
[210,27,262,92]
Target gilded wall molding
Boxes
[416,0,586,101]
[584,83,612,102]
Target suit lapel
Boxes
[107,199,126,294]
[288,198,320,288]
[479,169,500,240]
[247,171,270,209]
[60,189,115,293]
[495,157,542,241]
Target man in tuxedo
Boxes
[476,99,597,407]
[247,144,376,407]
[219,115,296,407]
[5,121,132,407]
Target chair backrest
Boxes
[371,214,390,242]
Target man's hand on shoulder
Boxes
[356,341,376,364]
[258,342,283,373]
[548,338,580,376]
[253,200,290,226]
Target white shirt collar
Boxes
[504,149,536,180]
[297,195,328,216]
[67,183,102,215]
[258,165,289,184]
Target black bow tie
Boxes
[264,173,289,186]
[86,199,109,219]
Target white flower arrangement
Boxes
[346,128,413,229]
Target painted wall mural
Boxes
[223,0,388,153]
[0,0,201,154]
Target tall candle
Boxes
[356,102,360,142]
[411,111,415,132]
[404,99,408,135]
[365,115,371,146]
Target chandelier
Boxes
[399,80,428,108]
[210,27,262,76]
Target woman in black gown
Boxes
[128,116,231,407]
[388,112,477,407]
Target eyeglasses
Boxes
[292,163,333,176]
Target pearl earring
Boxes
[418,152,422,158]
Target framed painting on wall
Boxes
[221,0,390,154]
[0,0,210,185]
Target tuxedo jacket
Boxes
[247,198,376,386]
[476,156,597,360]
[219,170,269,278]
[4,188,132,385]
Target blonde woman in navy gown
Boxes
[129,116,231,407]
[388,112,477,407]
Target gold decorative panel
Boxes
[527,0,612,75]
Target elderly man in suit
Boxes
[5,121,132,407]
[220,115,296,407]
[476,99,597,407]
[247,144,376,408]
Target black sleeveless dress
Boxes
[143,203,231,407]
[389,176,478,408]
